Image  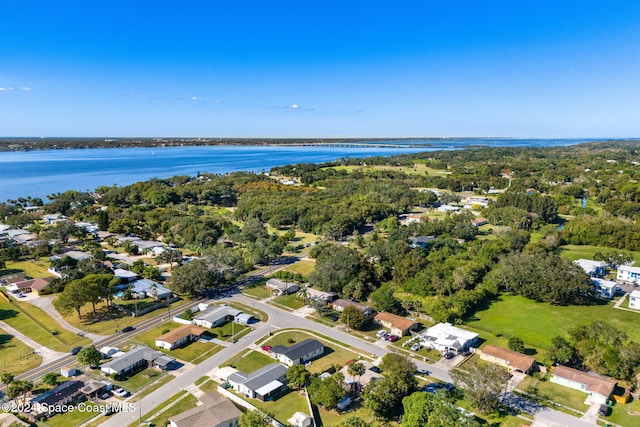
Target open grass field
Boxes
[0,295,91,352]
[39,402,103,427]
[0,327,42,376]
[271,293,306,311]
[517,375,589,412]
[466,295,640,357]
[138,391,198,427]
[282,259,316,277]
[328,163,448,177]
[130,321,222,363]
[242,284,272,299]
[559,244,640,264]
[4,258,56,278]
[225,350,274,373]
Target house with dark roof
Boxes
[551,365,616,404]
[100,345,175,377]
[374,312,417,336]
[193,305,241,329]
[227,363,288,401]
[169,392,242,427]
[331,299,373,317]
[477,345,537,374]
[30,381,85,418]
[155,325,208,350]
[270,339,324,366]
[265,278,299,296]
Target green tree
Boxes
[369,284,403,314]
[308,375,345,409]
[238,410,271,427]
[508,337,525,353]
[169,259,217,296]
[53,279,87,319]
[546,336,578,366]
[1,373,14,387]
[287,364,312,389]
[339,416,368,427]
[41,372,59,386]
[340,306,366,330]
[77,345,102,368]
[347,361,366,392]
[402,391,480,427]
[451,361,510,414]
[7,380,33,404]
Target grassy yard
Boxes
[0,294,91,352]
[225,350,274,373]
[465,295,640,356]
[130,321,221,363]
[242,388,309,425]
[39,402,102,427]
[0,327,42,376]
[263,330,364,374]
[559,244,640,264]
[607,396,640,426]
[198,379,219,393]
[4,258,56,278]
[242,285,272,299]
[139,391,198,427]
[111,367,167,392]
[271,294,306,310]
[283,259,316,277]
[517,375,589,412]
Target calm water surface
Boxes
[0,138,600,201]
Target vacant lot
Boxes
[283,259,316,276]
[559,244,640,264]
[271,293,306,311]
[0,327,42,376]
[225,350,274,373]
[466,295,640,356]
[4,258,56,278]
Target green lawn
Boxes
[139,391,198,427]
[0,327,42,376]
[137,374,175,398]
[130,321,222,363]
[39,403,103,427]
[198,379,219,393]
[466,295,640,356]
[234,387,309,425]
[112,367,167,393]
[242,285,272,299]
[209,321,249,341]
[4,258,56,278]
[0,294,91,352]
[607,396,640,426]
[559,244,640,264]
[517,375,589,412]
[225,350,274,373]
[271,294,306,310]
[283,260,316,277]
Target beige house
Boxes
[155,325,207,350]
[374,312,417,336]
[169,392,242,427]
[477,345,537,374]
[551,365,616,404]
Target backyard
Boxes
[38,402,102,427]
[137,391,198,427]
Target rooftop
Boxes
[156,324,207,344]
[170,393,242,427]
[553,365,616,398]
[374,312,416,331]
[270,339,324,361]
[480,345,536,372]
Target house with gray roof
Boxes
[193,305,241,329]
[266,278,299,296]
[100,345,174,377]
[169,392,242,427]
[130,278,173,300]
[227,363,288,401]
[270,339,324,366]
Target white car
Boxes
[113,388,130,398]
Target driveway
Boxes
[24,295,107,342]
[0,320,66,365]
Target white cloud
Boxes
[290,104,300,109]
[20,87,32,91]
[191,96,202,101]
[0,87,15,91]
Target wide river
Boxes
[0,138,603,202]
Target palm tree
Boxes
[347,361,366,393]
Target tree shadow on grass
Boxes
[0,333,14,348]
[0,309,20,321]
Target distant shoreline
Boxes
[0,136,617,152]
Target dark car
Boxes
[444,352,456,359]
[598,404,610,416]
[387,335,400,342]
[70,346,82,355]
[121,326,135,333]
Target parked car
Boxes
[113,388,130,398]
[261,345,272,352]
[410,344,422,351]
[444,352,456,359]
[376,330,387,337]
[424,383,440,393]
[121,326,135,333]
[70,346,82,355]
[379,332,389,340]
[598,404,610,416]
[17,292,26,298]
[387,335,400,342]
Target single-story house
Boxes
[462,196,491,208]
[234,313,254,325]
[409,235,435,248]
[629,290,640,310]
[43,214,68,225]
[100,345,175,377]
[265,278,299,296]
[437,204,460,213]
[129,279,173,300]
[193,305,241,329]
[270,339,324,366]
[30,381,85,418]
[74,222,99,234]
[331,299,373,316]
[12,233,40,245]
[80,380,112,400]
[60,250,93,261]
[169,392,242,427]
[227,363,288,401]
[131,240,166,256]
[550,365,616,404]
[99,346,122,358]
[574,259,607,278]
[477,345,537,374]
[617,265,640,284]
[374,312,417,336]
[592,278,618,299]
[114,268,140,284]
[7,277,51,294]
[287,412,313,427]
[155,325,208,350]
[419,323,478,354]
[471,217,488,227]
[305,287,338,303]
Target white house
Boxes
[550,365,616,404]
[629,290,640,310]
[617,265,640,284]
[265,278,299,296]
[287,412,313,427]
[574,259,607,278]
[227,363,288,401]
[270,339,324,366]
[100,346,174,377]
[419,323,478,354]
[192,305,241,329]
[592,278,618,299]
[155,325,207,350]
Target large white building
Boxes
[617,265,640,284]
[419,323,478,354]
[629,290,640,310]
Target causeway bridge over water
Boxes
[270,142,422,148]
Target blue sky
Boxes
[0,1,638,138]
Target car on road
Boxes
[121,326,135,333]
[70,346,82,355]
[113,388,130,398]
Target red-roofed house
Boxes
[374,312,417,336]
